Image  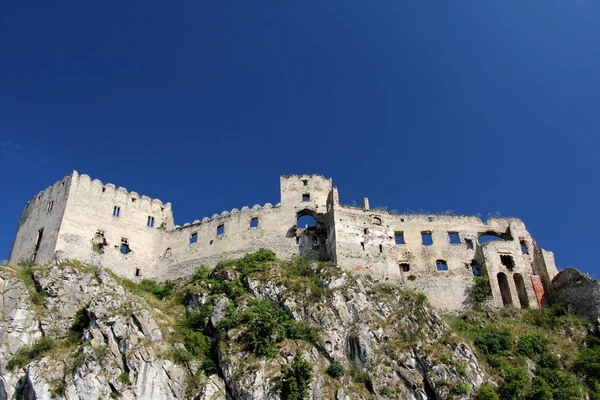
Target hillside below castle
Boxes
[10,171,559,312]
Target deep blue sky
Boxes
[1,1,599,276]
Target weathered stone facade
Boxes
[9,171,559,311]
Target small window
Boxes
[394,232,405,245]
[448,232,460,244]
[520,240,528,255]
[296,237,300,245]
[131,197,136,202]
[47,201,54,213]
[120,239,131,255]
[465,239,474,250]
[302,179,308,186]
[113,206,121,217]
[313,238,319,246]
[250,217,259,228]
[500,255,515,271]
[361,242,365,250]
[147,216,155,227]
[372,216,382,225]
[60,181,65,187]
[135,268,141,277]
[217,224,224,236]
[421,232,433,246]
[102,187,106,193]
[379,244,383,253]
[364,228,368,234]
[436,260,448,271]
[302,193,310,202]
[471,260,480,276]
[190,232,198,244]
[399,263,410,272]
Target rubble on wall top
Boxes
[175,202,281,230]
[281,173,332,181]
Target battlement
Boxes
[9,171,560,312]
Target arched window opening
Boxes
[497,273,513,307]
[500,255,515,272]
[436,260,448,271]
[297,215,316,228]
[372,216,382,225]
[399,263,410,272]
[514,274,529,308]
[478,229,511,244]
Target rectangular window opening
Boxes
[465,239,474,250]
[34,228,44,252]
[360,242,365,250]
[379,244,383,253]
[448,232,461,244]
[217,224,224,236]
[250,217,259,228]
[190,232,198,244]
[394,232,405,245]
[302,193,310,202]
[520,240,528,255]
[296,237,300,245]
[113,206,121,217]
[120,239,131,255]
[135,268,141,277]
[302,179,308,186]
[313,238,319,246]
[47,201,53,213]
[421,231,433,246]
[147,216,155,227]
[399,263,410,272]
[500,255,515,271]
[436,260,448,271]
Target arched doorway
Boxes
[497,273,513,307]
[513,274,529,308]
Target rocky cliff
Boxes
[1,251,598,399]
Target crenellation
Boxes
[9,171,560,312]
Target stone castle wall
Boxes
[8,171,559,311]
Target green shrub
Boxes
[407,274,417,281]
[214,248,276,279]
[517,333,547,359]
[279,355,313,400]
[575,333,600,396]
[7,337,56,370]
[497,367,527,400]
[71,308,90,333]
[118,372,131,386]
[535,368,581,400]
[451,382,469,395]
[475,382,499,400]
[472,275,493,303]
[137,279,173,299]
[326,362,345,378]
[475,327,512,355]
[201,358,219,375]
[170,347,193,365]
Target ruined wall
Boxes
[548,268,600,329]
[9,175,72,265]
[55,172,173,279]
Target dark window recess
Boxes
[379,244,383,253]
[520,240,528,255]
[33,228,44,261]
[436,260,448,271]
[421,232,433,246]
[302,179,308,186]
[120,239,131,255]
[361,242,365,250]
[113,206,121,217]
[131,197,136,202]
[302,193,310,202]
[210,240,214,245]
[399,263,410,272]
[465,239,474,250]
[147,216,155,227]
[313,238,319,246]
[102,187,106,193]
[500,255,515,271]
[364,228,368,234]
[448,232,461,244]
[372,216,382,225]
[217,224,224,235]
[250,217,259,228]
[395,232,405,244]
[135,268,141,277]
[47,201,54,213]
[471,260,480,276]
[190,233,198,244]
[295,237,300,245]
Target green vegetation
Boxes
[6,337,57,370]
[118,372,131,386]
[447,305,593,399]
[278,355,313,400]
[472,275,492,303]
[17,264,45,305]
[326,362,345,378]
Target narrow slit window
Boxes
[296,237,300,245]
[302,193,310,202]
[135,268,141,277]
[436,260,448,271]
[313,238,319,246]
[190,232,198,244]
[399,263,410,272]
[520,240,528,255]
[302,179,308,186]
[465,239,474,250]
[47,201,54,213]
[500,255,515,271]
[113,206,121,217]
[379,244,383,253]
[448,232,461,244]
[364,228,368,234]
[250,217,259,228]
[471,260,480,276]
[147,216,155,227]
[361,242,365,250]
[395,232,405,245]
[34,228,44,252]
[217,224,224,236]
[421,232,433,246]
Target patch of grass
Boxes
[6,337,57,370]
[118,372,131,386]
[17,265,45,305]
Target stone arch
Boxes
[296,209,317,228]
[497,272,513,307]
[513,273,529,308]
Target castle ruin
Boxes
[9,171,559,311]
